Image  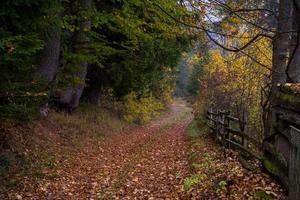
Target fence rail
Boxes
[207,105,300,200]
[207,84,300,199]
[206,109,261,159]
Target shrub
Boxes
[122,92,164,124]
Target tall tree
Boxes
[0,1,61,119]
[37,0,62,83]
[59,0,92,110]
[287,4,300,82]
[265,0,293,137]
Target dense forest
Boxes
[0,0,191,122]
[1,0,300,199]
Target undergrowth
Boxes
[0,104,128,193]
[121,92,165,124]
[184,113,283,199]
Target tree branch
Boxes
[154,2,272,52]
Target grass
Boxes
[184,115,220,193]
[0,103,129,193]
[51,103,128,135]
[187,120,201,138]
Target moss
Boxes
[277,92,300,108]
[278,83,300,96]
[253,190,274,200]
[262,158,280,176]
[263,143,288,168]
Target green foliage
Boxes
[187,53,209,96]
[0,0,192,120]
[187,120,201,138]
[184,174,206,190]
[84,0,191,98]
[0,0,62,120]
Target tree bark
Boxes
[38,31,61,82]
[287,5,300,82]
[264,0,293,138]
[271,0,293,88]
[38,31,61,116]
[59,0,92,111]
[37,1,62,116]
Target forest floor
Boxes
[1,100,286,199]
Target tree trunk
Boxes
[265,0,278,30]
[37,1,62,116]
[38,31,61,116]
[264,0,293,137]
[59,0,92,111]
[38,31,61,82]
[271,0,293,90]
[287,5,300,82]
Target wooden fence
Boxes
[206,84,300,200]
[264,83,300,200]
[206,109,261,160]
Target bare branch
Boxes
[230,8,276,14]
[154,2,272,53]
[238,50,272,71]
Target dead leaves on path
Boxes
[99,114,193,199]
[2,103,286,200]
[3,104,194,199]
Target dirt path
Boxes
[9,101,193,199]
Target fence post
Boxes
[216,110,220,141]
[228,115,232,149]
[241,114,247,148]
[224,112,230,149]
[209,108,213,126]
[220,111,225,145]
[289,126,300,200]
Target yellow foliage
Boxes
[198,37,272,138]
[122,92,164,124]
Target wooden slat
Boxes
[225,128,261,148]
[224,139,261,159]
[219,110,230,115]
[206,108,262,160]
[226,115,239,122]
[278,111,300,127]
[226,128,242,136]
[289,126,300,200]
[207,111,219,116]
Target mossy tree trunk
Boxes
[264,0,293,138]
[37,0,62,116]
[38,30,61,82]
[59,0,92,111]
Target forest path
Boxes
[17,100,193,199]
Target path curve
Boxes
[9,101,193,199]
